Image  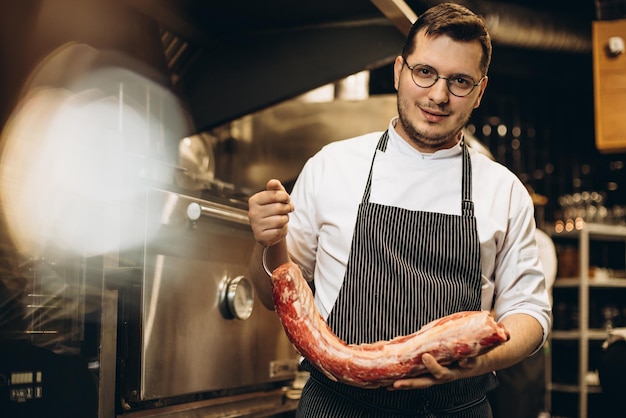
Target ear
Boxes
[393,55,404,91]
[473,76,489,109]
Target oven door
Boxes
[117,188,299,403]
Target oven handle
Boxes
[187,201,250,225]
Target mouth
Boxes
[420,106,449,123]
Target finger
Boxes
[250,200,292,219]
[265,179,294,211]
[421,354,446,378]
[249,209,291,246]
[266,178,285,191]
[260,214,290,232]
[249,185,293,212]
[389,375,437,390]
[390,354,471,391]
[389,354,447,390]
[249,208,289,230]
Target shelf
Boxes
[587,385,602,394]
[549,383,580,393]
[588,278,626,288]
[554,278,626,288]
[553,278,580,287]
[548,383,602,394]
[551,223,626,240]
[551,330,609,341]
[547,222,625,418]
[587,329,610,340]
[551,330,580,340]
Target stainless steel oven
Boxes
[0,186,300,418]
[109,187,300,414]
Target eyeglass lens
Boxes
[409,64,478,97]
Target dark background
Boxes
[0,0,625,224]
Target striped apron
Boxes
[297,131,496,417]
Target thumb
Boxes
[266,178,285,192]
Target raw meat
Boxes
[271,261,510,388]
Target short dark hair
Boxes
[401,2,492,76]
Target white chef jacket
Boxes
[286,118,552,344]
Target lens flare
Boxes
[0,43,192,257]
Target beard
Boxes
[396,95,474,151]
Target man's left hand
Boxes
[388,353,478,390]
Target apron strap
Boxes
[461,138,475,217]
[361,130,389,204]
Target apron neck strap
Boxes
[461,138,474,217]
[361,131,389,204]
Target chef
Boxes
[248,3,551,417]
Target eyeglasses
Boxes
[403,60,484,97]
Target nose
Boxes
[427,77,450,104]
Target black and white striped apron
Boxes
[298,131,496,417]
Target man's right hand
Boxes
[247,179,294,247]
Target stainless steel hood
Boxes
[0,0,601,134]
[123,0,596,132]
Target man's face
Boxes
[393,30,488,152]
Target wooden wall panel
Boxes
[593,19,626,153]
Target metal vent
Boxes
[159,29,198,86]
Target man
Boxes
[248,3,551,417]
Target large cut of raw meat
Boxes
[271,261,510,388]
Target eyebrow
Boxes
[414,63,478,81]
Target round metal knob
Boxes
[221,276,254,320]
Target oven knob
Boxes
[223,276,254,320]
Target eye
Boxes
[414,65,436,79]
[451,76,474,87]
